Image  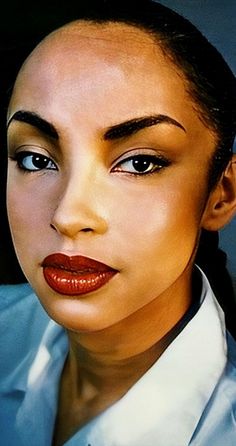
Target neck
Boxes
[54,267,197,445]
[66,267,194,396]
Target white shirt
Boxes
[0,269,235,446]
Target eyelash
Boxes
[10,151,170,176]
[10,151,57,172]
[112,154,170,176]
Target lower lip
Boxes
[43,267,116,296]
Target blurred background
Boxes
[0,0,235,288]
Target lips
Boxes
[42,253,117,296]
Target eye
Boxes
[112,154,170,175]
[13,151,57,172]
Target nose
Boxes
[51,170,108,239]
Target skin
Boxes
[6,22,236,444]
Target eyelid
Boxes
[111,146,169,163]
[9,144,59,163]
[111,147,170,167]
[8,143,55,157]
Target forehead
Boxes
[9,21,215,152]
[18,21,162,74]
[11,21,184,101]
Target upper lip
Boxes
[41,253,117,273]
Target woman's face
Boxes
[7,23,217,332]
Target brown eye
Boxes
[113,154,170,175]
[132,156,154,172]
[15,151,57,172]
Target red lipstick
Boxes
[42,253,117,296]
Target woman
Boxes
[1,1,236,445]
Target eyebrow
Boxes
[104,114,186,140]
[7,110,186,142]
[7,110,59,140]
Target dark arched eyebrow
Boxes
[104,114,186,140]
[7,110,185,142]
[7,110,59,140]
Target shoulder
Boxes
[0,281,38,311]
[0,282,50,379]
[191,331,236,445]
[0,282,33,308]
[221,332,236,410]
[0,282,37,314]
[0,284,52,444]
[0,282,49,337]
[226,331,236,369]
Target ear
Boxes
[201,154,236,231]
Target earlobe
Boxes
[201,154,236,231]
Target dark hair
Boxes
[195,230,236,339]
[67,0,236,188]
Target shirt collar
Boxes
[16,268,227,446]
[15,321,68,446]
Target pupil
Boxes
[33,155,48,168]
[133,157,150,172]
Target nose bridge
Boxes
[51,159,108,237]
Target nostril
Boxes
[50,206,108,236]
[50,223,57,231]
[50,222,93,234]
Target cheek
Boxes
[111,181,204,250]
[109,176,206,290]
[7,178,52,258]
